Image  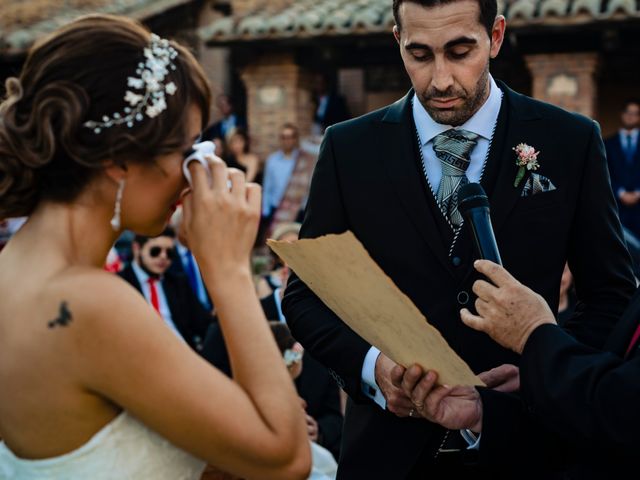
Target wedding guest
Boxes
[269,322,339,480]
[312,74,350,135]
[257,222,301,300]
[202,94,246,143]
[226,127,261,183]
[119,227,213,351]
[605,100,640,238]
[0,14,309,479]
[261,125,316,238]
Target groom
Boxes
[282,0,636,478]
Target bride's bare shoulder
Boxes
[43,267,150,331]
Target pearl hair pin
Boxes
[84,34,178,134]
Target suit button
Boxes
[457,291,469,305]
[451,256,462,267]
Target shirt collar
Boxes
[413,75,502,146]
[620,128,639,138]
[279,148,299,160]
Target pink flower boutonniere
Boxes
[513,143,540,188]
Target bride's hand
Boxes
[182,156,261,284]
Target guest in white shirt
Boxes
[262,124,301,219]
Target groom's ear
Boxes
[489,16,506,59]
[393,25,401,45]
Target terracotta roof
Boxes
[0,0,193,57]
[200,0,640,43]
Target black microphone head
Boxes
[458,182,489,215]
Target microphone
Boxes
[457,183,502,265]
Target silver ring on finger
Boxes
[409,408,415,418]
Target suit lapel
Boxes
[487,82,543,233]
[122,265,143,294]
[161,275,185,333]
[376,92,455,276]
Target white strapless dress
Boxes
[0,412,206,479]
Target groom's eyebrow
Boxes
[405,36,477,52]
[444,36,478,49]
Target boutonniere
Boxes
[513,143,540,188]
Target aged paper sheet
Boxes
[268,231,483,387]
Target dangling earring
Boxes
[110,179,125,231]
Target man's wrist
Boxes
[361,347,386,409]
[517,319,554,354]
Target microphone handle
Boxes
[467,208,503,266]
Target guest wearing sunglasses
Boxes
[119,226,215,351]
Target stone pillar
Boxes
[241,53,314,161]
[197,2,230,122]
[525,52,600,119]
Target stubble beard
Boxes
[417,62,491,127]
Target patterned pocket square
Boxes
[521,173,556,197]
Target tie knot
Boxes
[147,277,157,286]
[433,129,479,173]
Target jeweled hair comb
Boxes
[84,34,178,134]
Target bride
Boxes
[0,14,310,480]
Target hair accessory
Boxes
[284,348,303,367]
[84,34,178,134]
[110,178,125,231]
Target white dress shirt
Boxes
[361,76,504,409]
[262,149,299,216]
[132,261,184,341]
[619,128,639,156]
[272,287,286,323]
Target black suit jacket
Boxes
[168,249,213,312]
[480,287,640,477]
[260,292,280,322]
[119,264,214,351]
[605,133,640,237]
[283,81,635,478]
[296,352,344,460]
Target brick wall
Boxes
[241,53,314,161]
[525,52,600,119]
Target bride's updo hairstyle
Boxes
[0,14,211,219]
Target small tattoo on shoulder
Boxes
[48,301,73,329]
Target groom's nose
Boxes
[431,57,455,93]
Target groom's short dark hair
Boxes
[392,0,498,38]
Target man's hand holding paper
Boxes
[268,231,483,388]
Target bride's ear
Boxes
[103,162,128,184]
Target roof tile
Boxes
[199,0,640,43]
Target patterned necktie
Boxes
[433,129,480,228]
